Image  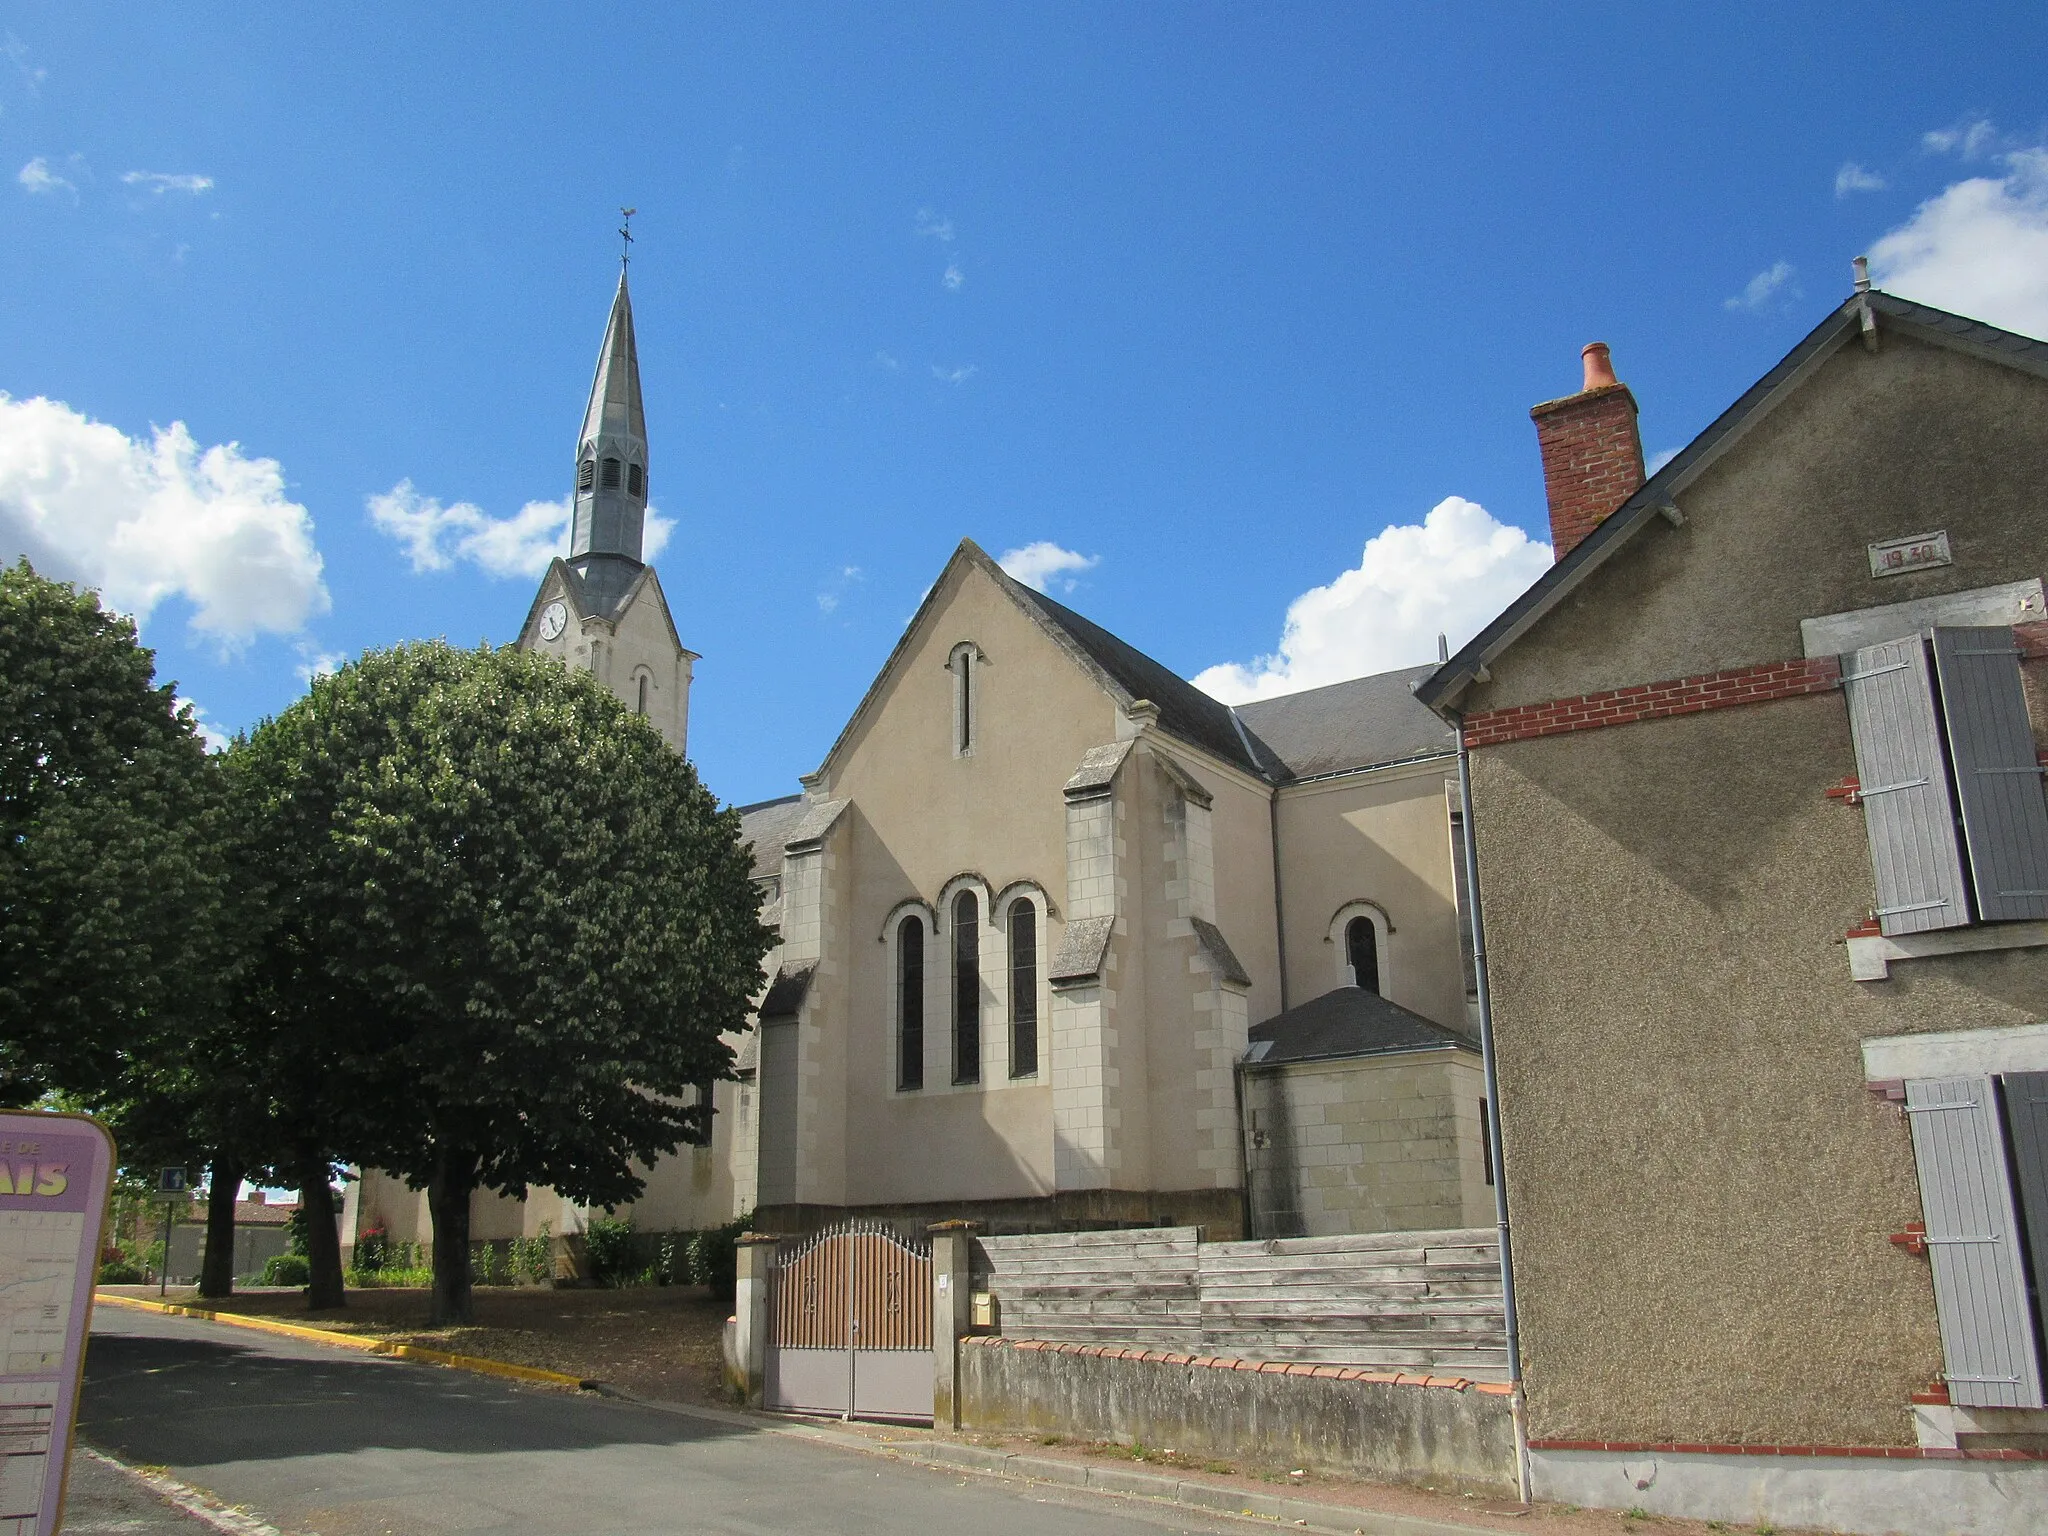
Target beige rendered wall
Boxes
[519,564,692,753]
[1459,325,2048,1448]
[1272,760,1465,1029]
[821,559,1119,1206]
[1245,1048,1487,1236]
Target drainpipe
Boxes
[1455,713,1530,1504]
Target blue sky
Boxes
[4,4,2046,806]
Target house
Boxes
[1416,280,2048,1533]
[345,267,1490,1259]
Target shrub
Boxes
[509,1223,554,1285]
[353,1225,389,1272]
[261,1253,311,1287]
[98,1255,143,1284]
[584,1214,636,1287]
[689,1215,749,1303]
[471,1242,506,1286]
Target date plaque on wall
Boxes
[1868,530,1952,578]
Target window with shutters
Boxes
[1903,1073,2048,1408]
[1842,626,2048,937]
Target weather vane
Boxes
[619,206,636,270]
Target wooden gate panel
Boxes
[763,1221,934,1421]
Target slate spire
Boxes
[568,273,650,605]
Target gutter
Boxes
[1455,715,1531,1504]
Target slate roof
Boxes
[735,794,805,880]
[1012,585,1286,778]
[1245,986,1477,1067]
[1418,289,2048,715]
[1235,666,1454,779]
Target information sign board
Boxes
[0,1112,115,1536]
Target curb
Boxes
[77,1446,287,1536]
[94,1293,589,1390]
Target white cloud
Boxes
[1923,117,1998,159]
[873,350,901,371]
[916,208,955,242]
[932,364,978,385]
[1834,162,1886,197]
[0,394,328,643]
[1193,496,1551,704]
[1867,147,2048,340]
[367,481,674,578]
[1646,446,1680,476]
[1725,260,1797,312]
[17,156,70,195]
[998,541,1098,594]
[174,696,231,753]
[942,261,964,291]
[121,170,213,195]
[817,565,862,615]
[294,643,345,683]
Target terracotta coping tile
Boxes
[1232,1359,1262,1372]
[1258,1361,1290,1374]
[1310,1365,1343,1378]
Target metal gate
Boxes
[764,1220,933,1421]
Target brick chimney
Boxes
[1530,342,1645,561]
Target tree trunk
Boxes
[427,1147,478,1327]
[198,1154,244,1299]
[297,1152,346,1309]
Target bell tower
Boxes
[518,247,696,754]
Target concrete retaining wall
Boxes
[957,1336,1519,1495]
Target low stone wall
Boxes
[957,1335,1519,1495]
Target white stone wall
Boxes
[1243,1049,1485,1236]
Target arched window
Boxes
[897,915,924,1091]
[627,463,644,498]
[948,643,977,756]
[1346,916,1380,994]
[1009,898,1038,1078]
[577,457,596,492]
[634,674,649,715]
[953,891,981,1084]
[601,457,622,489]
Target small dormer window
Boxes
[627,463,644,498]
[601,457,622,489]
[578,457,596,492]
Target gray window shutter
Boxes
[1905,1075,2044,1408]
[1931,626,2048,922]
[2004,1071,2048,1351]
[1842,637,1969,935]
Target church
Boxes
[344,272,1494,1261]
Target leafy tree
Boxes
[236,641,771,1324]
[0,560,227,1102]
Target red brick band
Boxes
[1461,657,1843,749]
[1530,1437,2046,1462]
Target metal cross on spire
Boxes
[618,207,636,270]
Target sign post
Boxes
[155,1169,185,1299]
[0,1110,117,1536]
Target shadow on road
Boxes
[81,1318,750,1469]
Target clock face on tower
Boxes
[537,600,568,642]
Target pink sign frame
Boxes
[0,1111,116,1536]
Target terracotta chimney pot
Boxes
[1581,342,1618,392]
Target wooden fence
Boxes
[972,1226,1507,1380]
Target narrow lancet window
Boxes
[1009,899,1038,1078]
[636,674,649,716]
[898,916,924,1090]
[1346,916,1380,994]
[953,891,981,1084]
[949,643,976,756]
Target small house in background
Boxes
[165,1190,297,1284]
[1418,283,2048,1534]
[1239,985,1490,1238]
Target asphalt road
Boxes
[78,1309,1252,1536]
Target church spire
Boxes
[568,271,650,594]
